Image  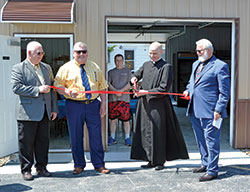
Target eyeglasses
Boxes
[196,49,206,53]
[37,52,45,56]
[74,50,87,54]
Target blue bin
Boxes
[130,99,138,114]
[57,100,66,119]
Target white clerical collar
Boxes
[152,58,162,64]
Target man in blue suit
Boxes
[183,39,230,182]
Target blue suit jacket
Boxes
[186,56,230,119]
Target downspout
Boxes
[165,25,186,102]
[166,25,187,62]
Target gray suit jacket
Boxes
[11,59,58,121]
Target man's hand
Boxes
[135,90,148,97]
[214,112,221,121]
[183,90,189,97]
[51,112,57,121]
[64,89,78,98]
[39,85,50,93]
[100,101,106,117]
[130,77,137,85]
[131,77,138,91]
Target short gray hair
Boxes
[26,41,42,55]
[73,42,87,50]
[196,39,214,53]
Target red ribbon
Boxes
[50,86,190,100]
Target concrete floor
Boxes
[49,105,232,152]
[107,106,232,153]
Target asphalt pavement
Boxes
[1,108,249,192]
[0,150,249,192]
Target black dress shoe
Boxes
[36,168,52,177]
[22,172,33,181]
[141,162,156,169]
[154,165,164,171]
[199,173,218,182]
[192,166,207,173]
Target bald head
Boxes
[149,42,163,51]
[149,41,163,62]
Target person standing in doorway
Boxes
[108,54,132,146]
[183,39,230,181]
[54,42,110,175]
[130,41,189,171]
[11,41,58,181]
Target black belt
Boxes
[67,99,96,104]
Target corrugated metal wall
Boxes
[1,0,250,148]
[236,100,250,148]
[0,0,244,86]
[80,0,246,99]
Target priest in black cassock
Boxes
[130,42,189,171]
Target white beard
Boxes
[198,50,209,62]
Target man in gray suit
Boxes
[11,41,58,181]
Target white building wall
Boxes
[107,43,165,72]
[107,43,149,72]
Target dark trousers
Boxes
[17,112,50,173]
[190,108,221,176]
[65,99,104,169]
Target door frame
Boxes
[14,34,74,61]
[13,33,74,152]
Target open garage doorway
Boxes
[105,17,236,152]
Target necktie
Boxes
[195,63,204,83]
[80,64,92,100]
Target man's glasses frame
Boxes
[196,48,206,53]
[36,51,45,56]
[74,50,88,54]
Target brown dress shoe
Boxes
[95,167,110,174]
[192,166,207,173]
[22,172,33,181]
[73,167,83,175]
[199,173,218,182]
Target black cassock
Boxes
[130,59,189,165]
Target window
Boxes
[124,50,134,70]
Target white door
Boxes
[0,35,20,158]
